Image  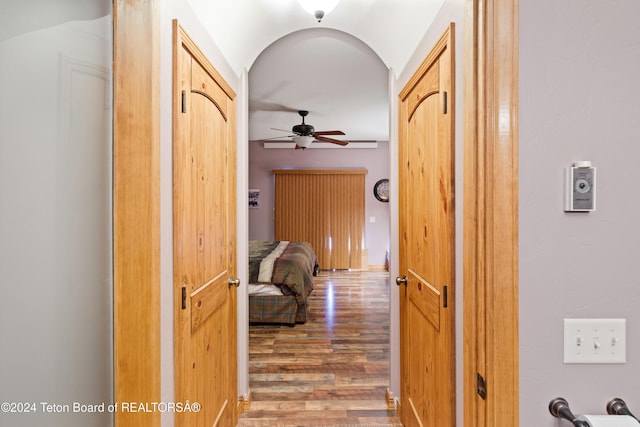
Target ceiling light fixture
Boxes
[292,135,314,148]
[296,0,341,22]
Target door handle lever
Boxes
[228,277,241,288]
[396,275,408,286]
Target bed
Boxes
[248,240,318,324]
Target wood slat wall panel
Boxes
[273,169,366,270]
[113,1,160,426]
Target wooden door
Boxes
[172,22,238,427]
[398,24,455,427]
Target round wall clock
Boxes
[373,178,389,202]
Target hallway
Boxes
[237,270,402,426]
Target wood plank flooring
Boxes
[237,269,402,427]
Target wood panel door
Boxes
[172,22,238,427]
[398,24,455,427]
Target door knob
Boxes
[396,275,408,286]
[228,277,241,288]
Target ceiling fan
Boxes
[270,110,348,149]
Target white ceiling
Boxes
[248,28,390,142]
[187,0,447,143]
[186,0,446,74]
[3,0,446,144]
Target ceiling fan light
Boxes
[292,135,314,149]
[297,0,340,22]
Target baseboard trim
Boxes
[239,389,251,414]
[385,388,395,410]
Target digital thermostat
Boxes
[564,161,596,212]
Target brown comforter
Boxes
[248,240,317,296]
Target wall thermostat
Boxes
[564,161,596,212]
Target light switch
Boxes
[369,216,376,223]
[564,319,626,364]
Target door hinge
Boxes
[442,91,448,114]
[181,90,187,113]
[443,285,448,308]
[477,373,487,400]
[181,286,187,310]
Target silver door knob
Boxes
[228,277,241,288]
[395,275,408,286]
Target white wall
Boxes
[0,10,113,427]
[519,0,640,425]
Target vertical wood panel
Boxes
[273,169,366,270]
[113,0,160,426]
[464,1,519,426]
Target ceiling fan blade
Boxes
[313,130,345,136]
[271,127,293,133]
[260,135,296,141]
[315,135,349,146]
[249,100,299,112]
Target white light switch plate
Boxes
[564,319,626,364]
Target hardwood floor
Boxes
[237,269,402,427]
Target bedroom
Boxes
[244,26,393,417]
[247,27,391,270]
[245,25,391,320]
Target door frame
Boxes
[463,0,519,426]
[113,1,161,426]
